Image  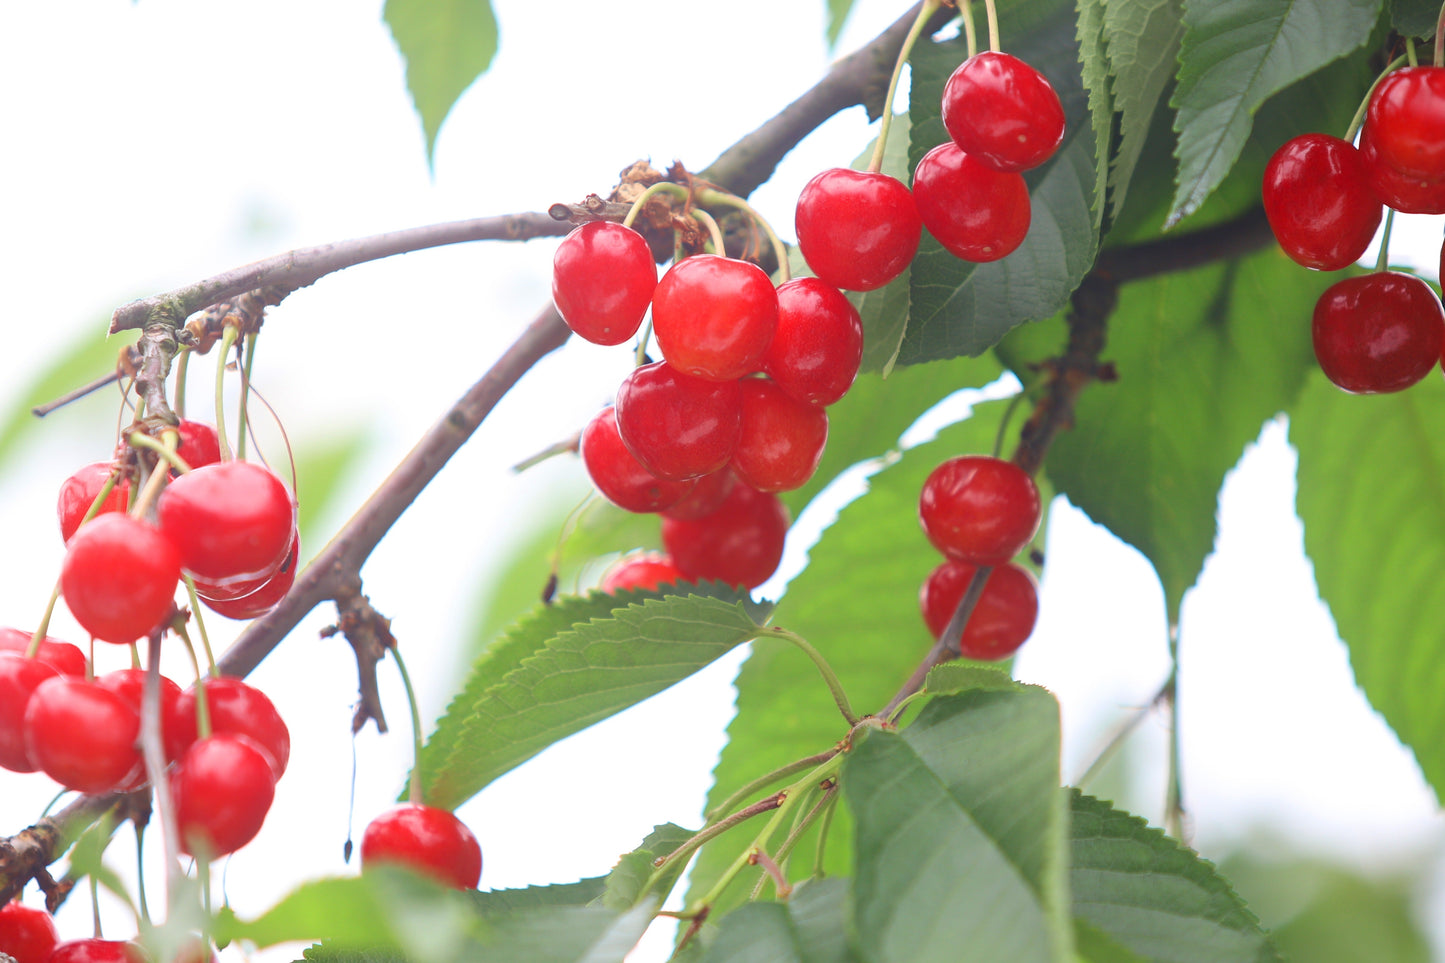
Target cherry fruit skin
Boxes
[1365,66,1445,180]
[913,143,1031,262]
[361,803,483,890]
[763,278,863,406]
[174,421,222,471]
[0,900,58,963]
[57,462,130,543]
[45,939,145,963]
[919,456,1041,564]
[96,668,183,788]
[942,51,1066,173]
[1312,271,1445,394]
[795,168,921,292]
[661,481,789,589]
[552,221,658,346]
[729,380,829,493]
[0,627,87,677]
[601,553,686,594]
[24,676,141,793]
[60,513,180,645]
[580,408,695,513]
[919,560,1040,660]
[158,460,295,585]
[660,468,736,521]
[614,362,742,480]
[170,734,277,857]
[652,255,778,381]
[1262,133,1383,270]
[1359,123,1445,214]
[166,676,290,779]
[0,654,62,772]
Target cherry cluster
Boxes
[0,909,216,963]
[1263,64,1445,394]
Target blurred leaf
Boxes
[468,878,608,918]
[602,822,694,911]
[421,587,772,809]
[301,947,408,963]
[1392,0,1439,36]
[470,901,657,962]
[292,425,371,551]
[1074,920,1151,963]
[824,0,856,48]
[1069,792,1279,962]
[924,662,1019,695]
[1102,0,1184,222]
[384,0,499,165]
[843,687,1069,962]
[1293,369,1445,800]
[700,879,858,963]
[1167,0,1381,226]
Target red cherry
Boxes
[57,461,130,543]
[1365,66,1445,180]
[0,900,58,963]
[1262,133,1383,270]
[651,255,778,381]
[601,553,686,594]
[0,654,62,772]
[200,535,299,620]
[95,668,183,789]
[552,221,658,346]
[361,803,482,890]
[661,481,789,589]
[174,421,222,471]
[170,734,276,857]
[60,513,180,645]
[157,461,296,585]
[795,168,921,292]
[580,408,695,513]
[1358,123,1445,214]
[192,526,298,603]
[762,278,863,406]
[913,143,1031,262]
[1312,271,1445,394]
[24,676,141,793]
[919,456,1042,564]
[166,676,290,779]
[0,628,87,677]
[45,939,145,963]
[941,51,1066,173]
[729,380,829,493]
[919,560,1039,660]
[660,468,737,521]
[614,362,742,480]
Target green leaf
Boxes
[843,687,1070,963]
[468,878,608,917]
[470,901,657,963]
[1392,0,1439,37]
[384,0,499,165]
[923,662,1020,695]
[1075,0,1112,224]
[1102,0,1185,222]
[1069,791,1279,962]
[301,947,409,963]
[997,245,1330,617]
[602,822,694,911]
[824,0,856,48]
[421,586,772,809]
[1074,919,1152,963]
[1292,370,1445,800]
[701,879,858,963]
[1167,0,1381,226]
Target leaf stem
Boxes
[128,431,192,475]
[694,188,792,281]
[181,578,219,679]
[645,792,786,884]
[391,646,426,806]
[704,748,840,824]
[1375,208,1395,272]
[1163,627,1185,840]
[1074,676,1171,788]
[213,326,238,462]
[755,626,859,725]
[236,334,258,462]
[868,0,945,173]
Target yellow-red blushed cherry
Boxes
[942,51,1066,173]
[763,278,863,406]
[919,560,1039,660]
[552,221,658,346]
[1312,271,1445,394]
[729,379,829,493]
[361,803,482,890]
[651,255,778,382]
[580,408,695,513]
[913,143,1031,262]
[60,512,181,645]
[1262,133,1383,270]
[795,168,921,292]
[615,362,742,481]
[919,455,1041,564]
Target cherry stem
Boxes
[390,645,426,806]
[142,633,183,905]
[128,431,193,475]
[129,431,181,518]
[1074,673,1172,788]
[1162,631,1185,840]
[878,566,993,719]
[622,180,687,229]
[1376,208,1396,272]
[703,748,840,824]
[960,0,979,59]
[991,389,1028,459]
[26,584,63,661]
[236,334,259,461]
[749,849,792,899]
[982,0,1000,52]
[179,584,218,683]
[173,349,190,420]
[691,208,727,256]
[1344,54,1411,145]
[1408,36,1420,68]
[694,188,792,281]
[751,779,837,898]
[754,626,859,725]
[647,792,786,882]
[213,326,238,462]
[30,370,121,418]
[510,431,579,473]
[133,824,149,926]
[868,0,945,173]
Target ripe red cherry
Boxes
[1359,123,1445,214]
[651,255,778,381]
[614,362,742,480]
[0,654,63,772]
[661,481,789,589]
[0,900,58,963]
[361,803,483,890]
[57,461,130,542]
[200,539,298,620]
[942,51,1066,173]
[60,513,181,644]
[913,143,1032,263]
[601,553,686,594]
[661,468,736,521]
[552,221,658,346]
[1262,133,1383,270]
[95,668,183,788]
[157,460,296,585]
[919,560,1039,660]
[0,627,87,677]
[45,939,145,963]
[795,168,921,292]
[580,408,695,513]
[1312,271,1445,393]
[919,456,1041,564]
[174,420,222,471]
[192,527,298,602]
[24,677,141,793]
[170,734,277,857]
[762,278,863,406]
[729,380,829,493]
[166,676,290,779]
[1365,66,1445,180]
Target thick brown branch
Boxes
[0,794,120,906]
[1096,206,1273,284]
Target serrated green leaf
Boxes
[923,662,1019,695]
[1076,0,1111,223]
[825,0,856,49]
[997,245,1329,617]
[1069,791,1279,962]
[422,587,772,809]
[1292,370,1445,801]
[1102,0,1184,222]
[468,877,609,918]
[1392,0,1439,36]
[602,822,694,911]
[1167,0,1381,226]
[1074,919,1152,963]
[843,687,1069,963]
[473,901,657,963]
[301,946,409,963]
[701,878,858,963]
[384,0,499,165]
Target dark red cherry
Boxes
[24,676,141,793]
[60,513,180,645]
[552,221,658,346]
[913,143,1031,262]
[57,461,129,543]
[0,900,58,963]
[614,362,742,480]
[661,481,789,589]
[1359,122,1445,214]
[919,455,1042,564]
[170,734,277,857]
[1312,271,1445,393]
[580,408,695,513]
[729,380,828,493]
[763,278,863,406]
[361,803,482,890]
[1262,133,1383,270]
[600,553,686,594]
[0,654,62,772]
[0,628,87,677]
[166,676,290,779]
[942,51,1066,173]
[795,168,921,292]
[660,468,737,521]
[919,560,1039,660]
[1365,66,1445,180]
[157,461,296,585]
[651,255,778,381]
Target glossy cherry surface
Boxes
[1365,66,1445,180]
[166,676,290,779]
[0,900,58,963]
[1359,123,1445,214]
[96,668,183,788]
[1312,271,1445,394]
[600,553,686,594]
[919,455,1041,564]
[661,481,789,589]
[174,420,222,471]
[361,803,483,890]
[1262,133,1383,270]
[794,168,921,292]
[57,461,129,543]
[0,627,87,677]
[615,362,742,480]
[729,379,828,493]
[45,939,145,963]
[552,221,658,346]
[24,676,141,793]
[170,734,277,857]
[919,560,1039,660]
[0,654,62,772]
[157,460,296,584]
[580,408,695,513]
[651,255,778,381]
[913,143,1031,262]
[941,51,1065,173]
[660,468,736,521]
[60,513,180,645]
[763,278,863,406]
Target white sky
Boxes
[1,1,1443,960]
